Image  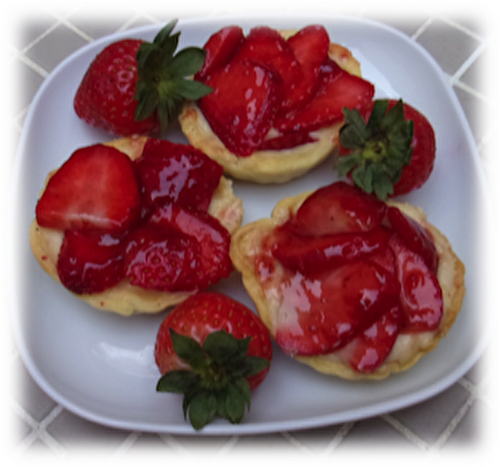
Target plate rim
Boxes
[9,13,491,436]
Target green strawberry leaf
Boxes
[153,19,178,46]
[244,355,271,377]
[169,329,206,370]
[224,380,249,424]
[156,329,270,430]
[188,391,218,430]
[336,99,414,200]
[202,331,249,364]
[170,79,213,101]
[170,47,208,76]
[134,19,212,133]
[156,370,197,394]
[233,377,252,409]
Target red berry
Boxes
[274,260,399,356]
[124,225,202,292]
[57,230,125,294]
[232,26,302,112]
[386,206,438,272]
[275,60,375,133]
[199,60,281,156]
[36,144,140,233]
[155,292,273,429]
[271,227,391,274]
[266,181,444,372]
[150,204,233,289]
[74,39,159,136]
[134,138,223,215]
[390,235,443,332]
[288,181,387,237]
[74,21,212,136]
[337,99,436,199]
[196,26,245,80]
[285,25,330,111]
[345,305,405,373]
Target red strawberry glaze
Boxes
[36,139,232,296]
[254,181,443,373]
[134,138,223,216]
[196,25,375,156]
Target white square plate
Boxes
[10,14,491,435]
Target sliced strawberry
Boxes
[150,204,233,289]
[337,99,437,199]
[57,230,125,294]
[199,60,281,156]
[257,131,316,150]
[287,181,387,237]
[196,25,245,80]
[124,225,202,291]
[271,227,391,274]
[344,304,405,373]
[134,138,223,216]
[275,60,375,133]
[386,206,438,273]
[36,144,140,233]
[285,25,330,111]
[390,235,443,332]
[275,260,399,356]
[231,26,302,112]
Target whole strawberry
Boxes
[336,99,436,199]
[74,20,212,136]
[155,292,272,430]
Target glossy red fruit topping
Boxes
[36,144,140,233]
[232,26,302,112]
[386,205,438,273]
[271,227,391,274]
[390,235,443,333]
[199,60,281,156]
[344,305,405,373]
[264,181,443,372]
[124,225,201,292]
[150,204,233,289]
[275,60,375,133]
[288,181,387,236]
[257,131,316,151]
[275,260,399,356]
[285,25,330,110]
[196,25,245,80]
[57,230,125,294]
[134,138,223,215]
[37,138,231,295]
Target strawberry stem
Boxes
[336,99,414,200]
[156,329,269,430]
[134,20,213,133]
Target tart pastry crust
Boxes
[30,136,244,316]
[229,190,466,379]
[179,36,362,184]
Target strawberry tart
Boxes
[30,136,243,316]
[230,181,465,379]
[179,25,374,184]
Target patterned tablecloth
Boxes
[2,4,496,463]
